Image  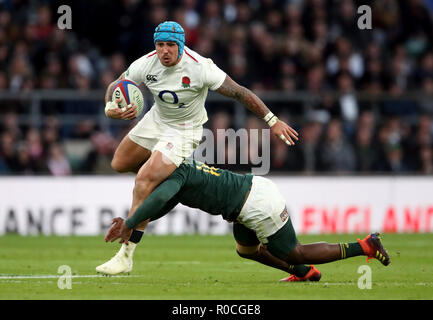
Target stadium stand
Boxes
[0,0,432,175]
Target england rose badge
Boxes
[182,76,190,88]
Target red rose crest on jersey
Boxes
[182,76,190,88]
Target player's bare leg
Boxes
[286,242,343,265]
[235,242,319,281]
[284,233,390,266]
[278,234,390,282]
[96,150,177,275]
[236,243,293,273]
[128,150,177,229]
[111,135,152,174]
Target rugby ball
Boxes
[112,79,144,118]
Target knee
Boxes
[111,157,130,173]
[133,171,160,196]
[133,179,153,198]
[236,243,260,259]
[236,249,257,260]
[135,169,159,186]
[133,180,148,197]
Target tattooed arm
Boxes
[216,75,271,118]
[216,75,299,146]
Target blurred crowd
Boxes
[1,0,433,175]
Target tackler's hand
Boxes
[104,217,125,243]
[118,221,133,245]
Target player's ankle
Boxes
[339,242,365,259]
[292,265,310,277]
[129,229,144,244]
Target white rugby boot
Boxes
[96,243,136,275]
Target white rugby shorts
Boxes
[128,109,203,167]
[236,176,288,244]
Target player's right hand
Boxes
[105,98,138,120]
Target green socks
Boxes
[339,242,364,259]
[289,264,311,277]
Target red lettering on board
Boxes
[425,206,433,232]
[382,206,397,233]
[343,206,358,233]
[403,207,422,233]
[302,206,315,234]
[321,208,338,233]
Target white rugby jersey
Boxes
[125,46,226,127]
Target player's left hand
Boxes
[104,217,123,242]
[271,120,299,146]
[118,222,133,245]
[104,217,132,244]
[105,99,138,120]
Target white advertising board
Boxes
[0,176,432,235]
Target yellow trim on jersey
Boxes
[196,163,221,177]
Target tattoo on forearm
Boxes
[217,77,270,118]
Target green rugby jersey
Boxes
[125,160,253,229]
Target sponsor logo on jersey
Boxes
[146,74,158,82]
[166,142,174,150]
[181,76,190,88]
[158,90,188,108]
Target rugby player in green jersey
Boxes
[98,160,390,281]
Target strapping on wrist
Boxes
[263,112,279,127]
[105,101,116,116]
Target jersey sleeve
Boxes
[125,171,184,229]
[202,58,227,91]
[149,196,179,222]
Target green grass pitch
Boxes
[0,233,432,300]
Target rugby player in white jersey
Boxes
[96,21,299,275]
